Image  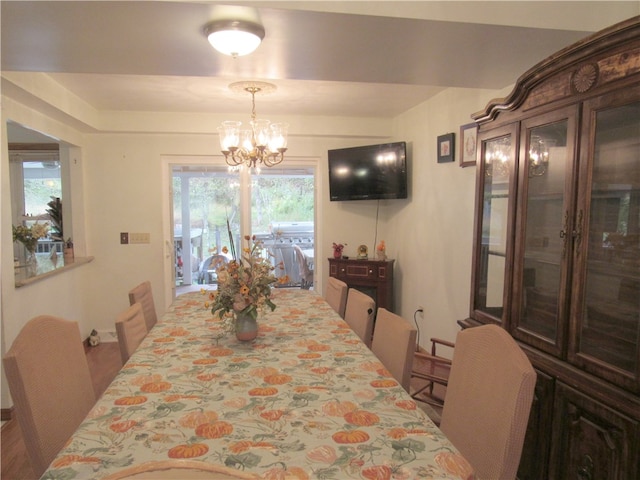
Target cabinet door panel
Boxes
[569,87,640,393]
[512,108,578,356]
[549,383,639,480]
[471,124,518,325]
[518,370,554,480]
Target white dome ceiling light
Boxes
[203,6,265,58]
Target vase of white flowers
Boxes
[12,222,49,276]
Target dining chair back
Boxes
[129,280,158,331]
[292,244,314,289]
[2,315,97,477]
[439,324,536,480]
[371,308,417,392]
[343,288,375,347]
[325,277,348,318]
[115,302,148,364]
[100,460,260,479]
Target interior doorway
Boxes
[171,163,316,292]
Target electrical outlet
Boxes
[120,232,129,244]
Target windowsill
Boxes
[15,256,94,288]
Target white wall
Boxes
[1,75,510,410]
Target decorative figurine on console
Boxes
[332,242,345,259]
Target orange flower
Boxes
[178,410,218,428]
[260,409,285,421]
[110,420,138,433]
[195,420,233,439]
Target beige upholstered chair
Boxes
[129,280,158,331]
[325,277,348,318]
[115,302,148,364]
[439,324,536,480]
[2,316,97,477]
[101,460,260,479]
[371,308,417,392]
[343,288,375,347]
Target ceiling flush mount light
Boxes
[204,18,265,57]
[218,81,288,169]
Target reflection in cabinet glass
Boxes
[474,133,513,322]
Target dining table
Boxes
[41,288,474,480]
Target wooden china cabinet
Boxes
[459,17,640,480]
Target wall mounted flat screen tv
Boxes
[328,141,408,201]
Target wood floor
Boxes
[1,336,442,480]
[1,341,122,480]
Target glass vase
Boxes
[235,312,258,342]
[25,249,37,277]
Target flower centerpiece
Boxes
[209,221,287,341]
[12,222,49,255]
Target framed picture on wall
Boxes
[437,133,455,163]
[459,122,478,168]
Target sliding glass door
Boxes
[171,164,315,289]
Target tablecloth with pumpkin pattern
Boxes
[42,289,474,480]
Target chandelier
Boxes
[528,135,553,177]
[485,136,510,178]
[218,82,288,169]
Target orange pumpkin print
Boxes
[208,347,234,356]
[297,353,322,359]
[196,373,218,382]
[370,379,398,388]
[109,420,138,433]
[435,452,475,479]
[152,337,175,343]
[322,400,357,417]
[140,381,172,393]
[195,420,234,438]
[192,358,218,365]
[311,367,330,375]
[249,366,279,377]
[167,443,209,459]
[387,427,408,439]
[178,410,218,428]
[114,395,148,406]
[248,387,278,396]
[395,399,417,410]
[308,344,330,352]
[264,374,292,385]
[344,410,380,426]
[332,429,370,444]
[51,455,101,468]
[361,465,393,480]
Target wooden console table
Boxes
[328,258,394,311]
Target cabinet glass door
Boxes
[513,110,576,355]
[570,92,640,393]
[472,126,516,324]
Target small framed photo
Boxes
[459,122,478,168]
[437,133,455,163]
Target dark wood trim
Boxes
[8,143,59,151]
